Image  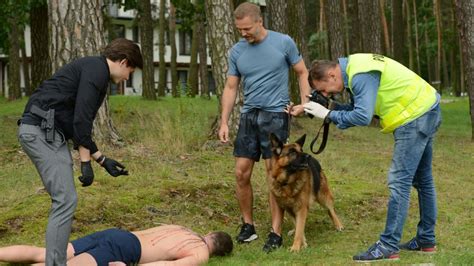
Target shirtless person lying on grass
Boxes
[0,224,233,265]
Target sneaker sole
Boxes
[238,234,258,243]
[400,247,437,254]
[419,248,437,254]
[354,257,400,263]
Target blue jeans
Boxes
[379,104,441,252]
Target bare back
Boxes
[134,225,209,265]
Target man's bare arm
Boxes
[218,75,240,143]
[289,60,312,116]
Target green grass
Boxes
[0,95,473,265]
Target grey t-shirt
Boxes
[228,30,302,113]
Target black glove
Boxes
[102,157,129,177]
[78,161,94,187]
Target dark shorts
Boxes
[71,228,141,266]
[234,109,289,161]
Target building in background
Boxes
[0,0,270,97]
[106,0,216,96]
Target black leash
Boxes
[309,121,330,154]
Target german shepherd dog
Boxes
[269,133,343,252]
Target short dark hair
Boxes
[234,2,261,21]
[102,38,143,69]
[308,59,339,86]
[210,231,233,257]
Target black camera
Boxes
[308,90,329,108]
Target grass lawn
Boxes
[0,95,473,265]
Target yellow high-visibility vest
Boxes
[346,54,436,133]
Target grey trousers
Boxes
[18,124,77,266]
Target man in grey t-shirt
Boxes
[218,2,311,253]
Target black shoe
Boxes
[236,223,258,243]
[262,232,282,253]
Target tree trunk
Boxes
[380,0,390,55]
[406,0,414,70]
[358,0,382,53]
[433,0,442,93]
[49,0,121,144]
[198,18,210,99]
[266,0,288,33]
[138,0,156,100]
[319,0,329,58]
[423,16,433,83]
[287,0,309,104]
[7,15,21,100]
[187,22,199,97]
[342,0,350,54]
[412,0,421,74]
[449,1,460,96]
[169,2,179,97]
[391,0,405,61]
[205,0,239,138]
[348,0,362,53]
[453,0,474,141]
[326,0,345,59]
[30,0,51,92]
[157,0,167,97]
[21,33,31,96]
[459,35,465,95]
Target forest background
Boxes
[0,0,473,264]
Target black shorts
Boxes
[71,228,141,266]
[233,109,289,161]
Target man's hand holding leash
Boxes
[285,103,305,117]
[303,102,331,120]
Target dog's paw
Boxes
[290,244,302,252]
[335,224,344,231]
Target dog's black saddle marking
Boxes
[306,153,322,194]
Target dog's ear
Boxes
[295,134,306,148]
[270,133,283,155]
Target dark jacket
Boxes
[21,56,110,154]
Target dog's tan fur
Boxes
[270,133,343,252]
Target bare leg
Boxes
[0,245,45,263]
[0,243,75,263]
[265,159,284,235]
[235,157,255,224]
[66,252,97,266]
